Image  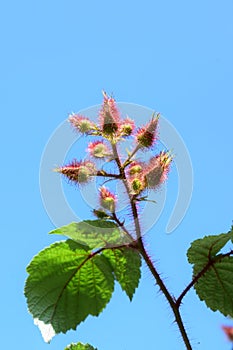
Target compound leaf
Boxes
[187,228,233,317]
[49,220,130,249]
[104,247,141,301]
[25,240,114,342]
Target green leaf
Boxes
[49,220,130,249]
[187,231,233,266]
[103,247,141,301]
[25,240,114,342]
[64,342,97,350]
[187,229,233,317]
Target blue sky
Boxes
[1,0,233,349]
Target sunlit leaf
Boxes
[64,342,97,350]
[25,240,114,340]
[49,220,130,248]
[104,247,141,300]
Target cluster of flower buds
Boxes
[126,151,172,195]
[69,92,135,140]
[55,92,173,214]
[127,161,146,195]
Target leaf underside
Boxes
[187,228,233,317]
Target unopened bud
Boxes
[99,186,117,212]
[128,161,143,176]
[99,92,120,135]
[130,177,146,195]
[136,114,159,148]
[119,117,135,136]
[55,160,96,184]
[87,141,109,158]
[68,114,96,134]
[144,151,172,189]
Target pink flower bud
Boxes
[119,117,135,137]
[99,92,121,135]
[55,159,96,184]
[143,151,172,189]
[99,186,117,212]
[136,114,159,148]
[68,114,96,134]
[87,140,109,158]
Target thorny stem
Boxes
[110,142,192,350]
[111,143,141,240]
[138,241,192,350]
[111,212,135,243]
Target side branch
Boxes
[96,170,122,178]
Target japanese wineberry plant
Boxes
[25,93,233,350]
